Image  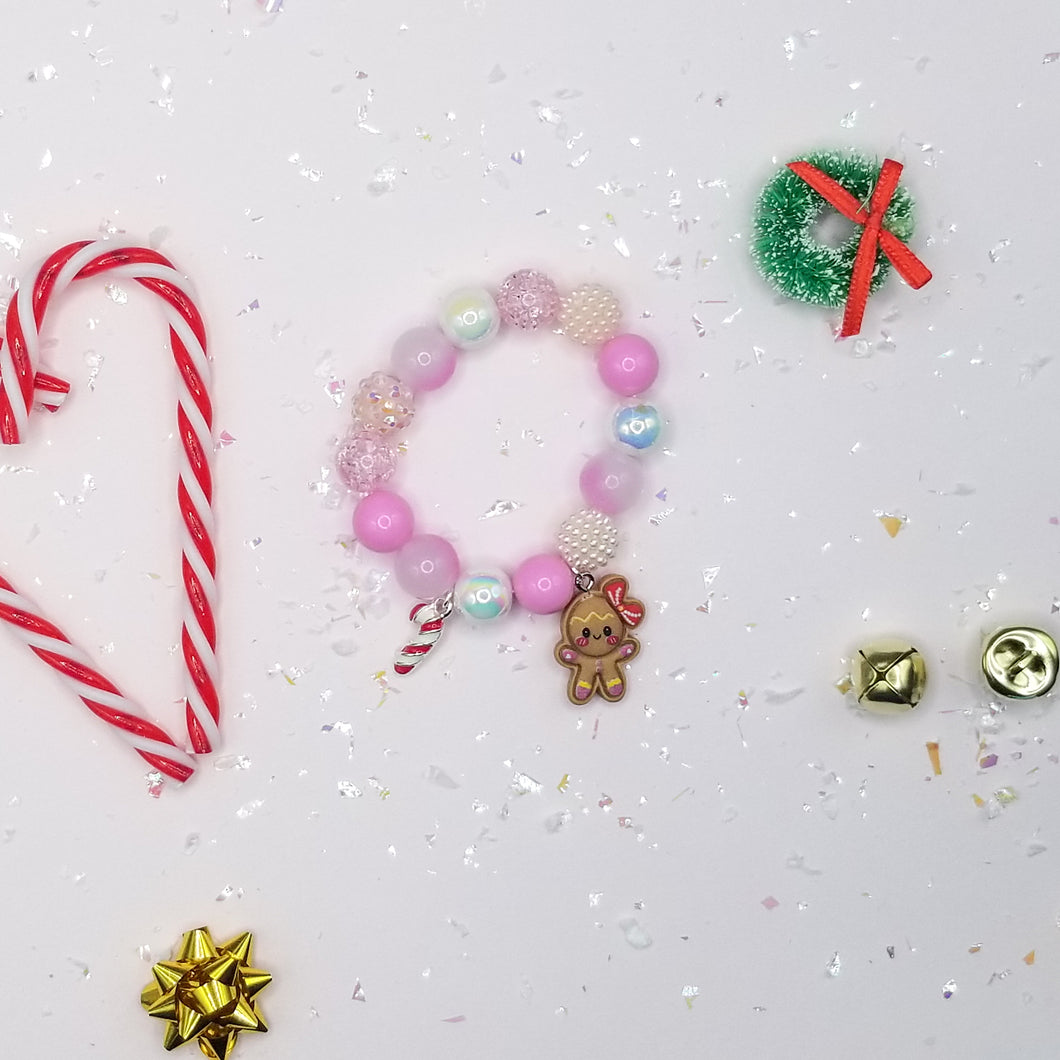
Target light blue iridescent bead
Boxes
[613,403,661,451]
[455,569,513,621]
[439,287,500,348]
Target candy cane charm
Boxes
[0,240,220,782]
[394,594,453,675]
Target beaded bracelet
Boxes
[336,269,661,705]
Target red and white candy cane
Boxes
[0,240,219,783]
[393,596,452,675]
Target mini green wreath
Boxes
[751,150,925,333]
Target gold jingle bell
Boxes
[851,639,927,714]
[981,626,1059,700]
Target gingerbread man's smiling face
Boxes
[567,605,622,658]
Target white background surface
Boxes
[1,1,1058,1056]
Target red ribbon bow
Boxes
[602,576,644,629]
[787,158,932,339]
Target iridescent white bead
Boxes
[455,569,513,621]
[556,509,619,572]
[439,287,500,348]
[613,403,662,451]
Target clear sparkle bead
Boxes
[557,508,619,571]
[496,269,560,330]
[336,428,396,494]
[557,283,622,346]
[352,371,415,431]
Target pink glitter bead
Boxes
[496,269,561,331]
[353,490,415,553]
[512,553,575,614]
[336,429,396,494]
[353,371,415,431]
[597,334,659,397]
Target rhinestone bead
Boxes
[496,269,560,330]
[557,508,619,571]
[336,428,396,494]
[352,371,415,431]
[557,283,622,346]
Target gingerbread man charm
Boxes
[554,575,644,704]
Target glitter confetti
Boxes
[213,754,251,771]
[351,980,366,1001]
[878,513,906,538]
[942,979,957,999]
[825,952,842,977]
[425,765,459,789]
[1024,951,1036,965]
[926,741,942,775]
[367,160,399,195]
[681,985,700,1008]
[511,772,542,795]
[761,896,779,910]
[289,153,324,182]
[618,917,653,949]
[545,810,572,833]
[979,754,998,769]
[480,499,524,519]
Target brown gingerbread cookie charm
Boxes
[554,575,644,704]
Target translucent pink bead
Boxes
[336,429,396,494]
[353,371,415,431]
[496,269,560,330]
[394,534,460,599]
[512,553,575,615]
[579,450,644,515]
[597,334,659,397]
[353,490,415,553]
[390,327,458,392]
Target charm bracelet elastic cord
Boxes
[336,270,660,705]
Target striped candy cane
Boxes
[393,597,451,675]
[0,240,219,782]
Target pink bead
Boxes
[353,490,415,553]
[390,327,458,392]
[496,269,560,330]
[597,333,659,397]
[336,429,396,494]
[579,450,644,515]
[394,534,460,599]
[512,553,575,614]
